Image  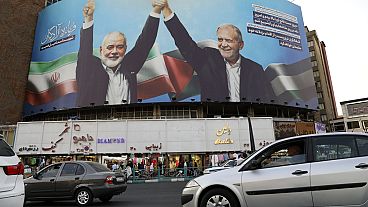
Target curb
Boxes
[127,177,189,184]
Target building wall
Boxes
[306,27,338,131]
[341,98,368,132]
[0,2,319,128]
[0,1,44,124]
[14,118,276,155]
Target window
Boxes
[309,51,315,57]
[257,140,306,168]
[160,106,198,119]
[318,103,325,110]
[313,136,357,161]
[115,106,154,119]
[87,162,110,172]
[315,81,321,88]
[311,61,318,67]
[362,120,368,130]
[308,41,314,47]
[38,163,62,178]
[60,163,79,176]
[321,115,327,122]
[0,139,15,156]
[347,121,360,129]
[76,165,85,175]
[356,136,368,156]
[317,92,323,99]
[313,71,320,78]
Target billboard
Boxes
[24,0,317,116]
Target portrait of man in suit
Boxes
[76,0,164,106]
[157,0,275,102]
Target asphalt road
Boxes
[25,181,188,207]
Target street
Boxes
[25,181,187,207]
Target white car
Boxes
[181,132,368,207]
[0,137,25,206]
[203,158,244,174]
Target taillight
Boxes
[105,175,114,184]
[4,162,24,175]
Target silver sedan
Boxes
[182,132,368,207]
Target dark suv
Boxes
[24,161,127,206]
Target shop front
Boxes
[14,118,275,174]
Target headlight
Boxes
[185,179,200,188]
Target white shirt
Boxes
[103,64,130,105]
[112,163,118,171]
[164,13,242,102]
[225,58,241,102]
[82,12,161,105]
[232,152,239,160]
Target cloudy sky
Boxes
[292,0,368,115]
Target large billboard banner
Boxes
[25,0,317,116]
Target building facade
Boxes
[1,0,330,140]
[0,1,339,177]
[1,0,334,158]
[339,98,368,133]
[0,0,44,124]
[14,118,275,168]
[305,26,338,131]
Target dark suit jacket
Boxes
[76,16,159,106]
[165,14,275,102]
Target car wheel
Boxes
[75,188,93,206]
[99,195,113,203]
[200,188,239,207]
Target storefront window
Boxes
[76,155,98,162]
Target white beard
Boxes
[101,56,123,68]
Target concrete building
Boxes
[305,26,338,131]
[1,1,337,169]
[339,98,368,133]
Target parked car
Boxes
[203,158,244,174]
[181,132,368,207]
[0,137,25,206]
[24,161,127,206]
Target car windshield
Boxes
[87,162,111,172]
[236,158,246,166]
[237,149,261,166]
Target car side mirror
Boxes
[32,172,40,180]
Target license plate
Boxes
[116,177,124,182]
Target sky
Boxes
[291,0,368,115]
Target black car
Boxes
[24,161,127,206]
